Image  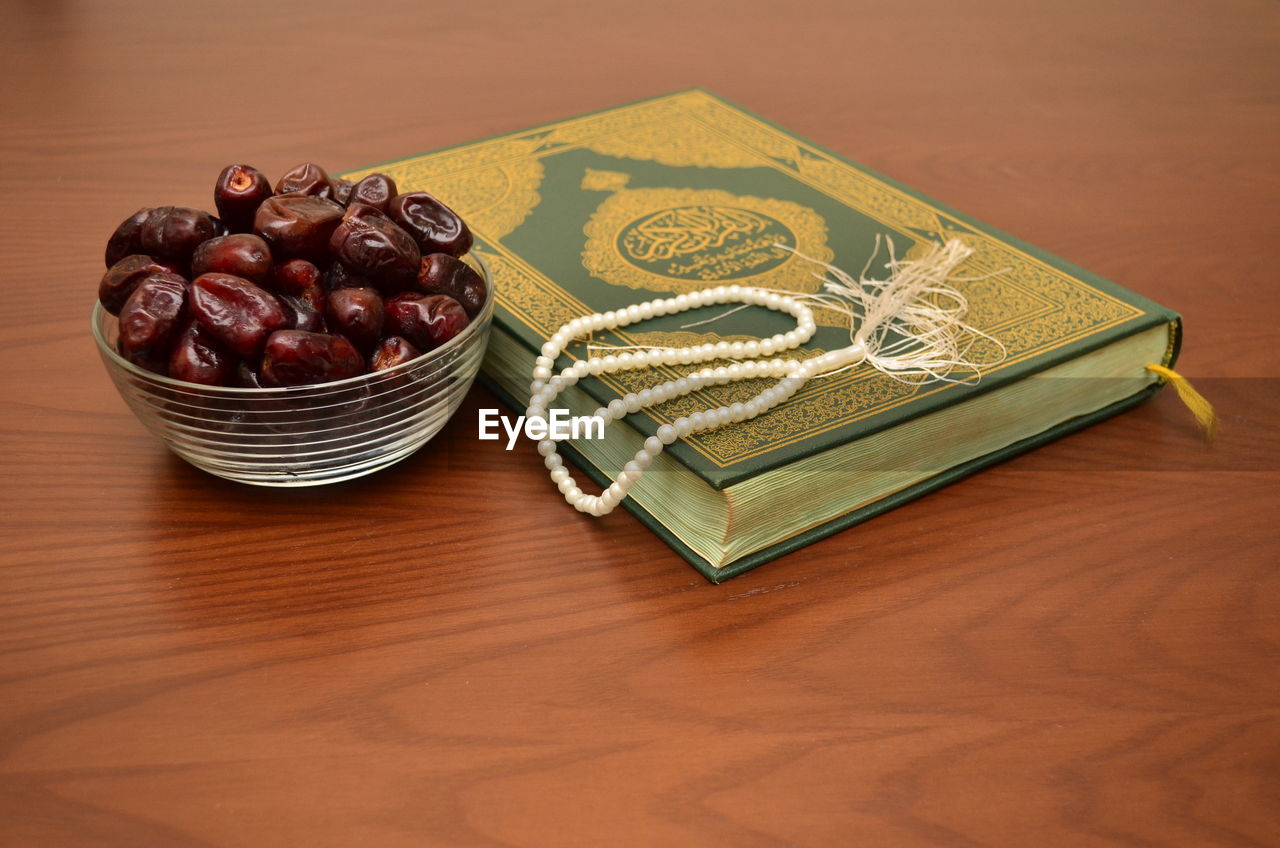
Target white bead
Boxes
[714,341,731,356]
[623,460,642,476]
[729,402,746,421]
[541,342,558,358]
[607,482,625,500]
[729,342,746,358]
[550,467,569,483]
[644,436,663,455]
[535,355,553,368]
[744,341,761,357]
[602,355,618,371]
[783,330,800,346]
[544,453,563,470]
[675,417,693,436]
[608,399,626,418]
[529,380,545,394]
[633,449,652,469]
[533,365,551,380]
[537,439,556,456]
[638,388,654,406]
[557,476,575,493]
[689,411,707,430]
[674,378,690,394]
[639,302,654,319]
[616,352,634,367]
[657,424,678,444]
[565,485,582,501]
[588,358,605,375]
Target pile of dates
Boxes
[100,162,486,387]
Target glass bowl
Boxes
[92,255,494,486]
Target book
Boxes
[343,89,1182,582]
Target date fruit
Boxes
[370,336,421,371]
[169,321,234,386]
[275,162,334,199]
[189,273,289,359]
[348,174,397,213]
[328,203,419,291]
[279,282,327,333]
[269,258,323,295]
[330,177,354,206]
[385,292,469,351]
[101,161,480,388]
[326,287,384,354]
[191,233,272,283]
[100,254,182,315]
[416,253,486,318]
[323,261,371,291]
[105,208,152,268]
[140,206,220,264]
[214,165,273,233]
[118,272,188,372]
[253,195,344,263]
[387,192,472,257]
[261,330,364,387]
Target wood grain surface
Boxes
[2,1,1277,845]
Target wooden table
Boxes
[2,1,1276,845]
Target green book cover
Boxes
[343,89,1180,580]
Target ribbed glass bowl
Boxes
[92,255,494,486]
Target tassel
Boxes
[779,236,1007,382]
[1146,364,1217,442]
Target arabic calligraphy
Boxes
[583,187,833,294]
[617,204,795,281]
[621,206,775,262]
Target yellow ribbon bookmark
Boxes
[1146,364,1218,442]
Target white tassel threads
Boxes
[782,236,1006,383]
[529,237,1006,516]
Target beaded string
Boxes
[527,285,869,516]
[527,238,1002,517]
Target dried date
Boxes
[189,272,289,359]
